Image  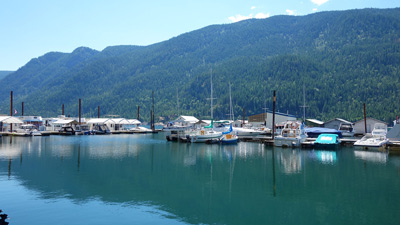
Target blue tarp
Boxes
[305,127,343,138]
[315,134,340,144]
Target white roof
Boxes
[174,115,199,123]
[0,116,23,124]
[87,118,111,124]
[306,119,324,125]
[53,119,79,124]
[127,119,141,125]
[109,118,131,124]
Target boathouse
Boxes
[0,116,23,132]
[170,115,199,127]
[87,118,111,130]
[52,119,79,131]
[18,116,43,128]
[106,118,131,132]
[353,117,387,135]
[323,118,353,130]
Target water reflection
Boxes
[307,150,337,164]
[354,150,388,163]
[277,148,302,174]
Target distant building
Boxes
[248,111,297,128]
[354,117,387,135]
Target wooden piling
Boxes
[272,90,276,140]
[79,99,81,125]
[137,106,140,120]
[10,91,13,132]
[363,103,367,134]
[242,107,245,127]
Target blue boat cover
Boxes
[305,127,343,138]
[315,134,340,144]
[222,124,233,134]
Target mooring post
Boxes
[137,106,140,121]
[10,91,13,132]
[79,99,81,125]
[363,103,367,134]
[62,104,64,116]
[242,107,245,127]
[272,90,276,140]
[98,106,100,118]
[22,102,24,116]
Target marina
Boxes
[1,133,400,225]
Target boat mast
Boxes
[207,69,216,120]
[300,84,308,122]
[176,87,180,116]
[229,82,233,121]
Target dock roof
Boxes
[0,116,23,124]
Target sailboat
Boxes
[220,124,238,144]
[187,69,222,143]
[188,119,223,143]
[220,82,238,144]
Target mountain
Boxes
[1,8,400,123]
[0,71,14,81]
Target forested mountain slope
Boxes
[1,8,399,123]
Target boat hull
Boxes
[188,132,222,143]
[221,135,238,144]
[274,136,305,147]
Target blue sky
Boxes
[0,0,398,70]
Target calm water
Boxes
[1,134,400,225]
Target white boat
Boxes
[233,126,263,137]
[187,120,222,143]
[130,126,153,133]
[188,129,223,143]
[220,124,238,144]
[14,124,42,136]
[339,122,355,137]
[354,123,389,149]
[274,121,307,147]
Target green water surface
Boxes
[0,134,399,225]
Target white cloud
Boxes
[228,12,270,23]
[251,6,256,10]
[286,9,296,15]
[255,12,270,19]
[312,8,318,12]
[311,0,329,6]
[228,14,253,23]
